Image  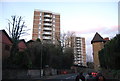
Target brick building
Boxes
[0,30,13,61]
[65,36,86,67]
[32,10,60,44]
[91,32,108,70]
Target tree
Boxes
[60,31,75,48]
[42,43,63,69]
[26,39,42,69]
[62,47,74,69]
[60,31,75,69]
[87,62,94,69]
[26,39,74,69]
[7,16,27,57]
[99,34,120,70]
[5,16,30,69]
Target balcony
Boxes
[76,38,81,40]
[44,12,52,15]
[43,36,52,40]
[44,15,51,17]
[78,55,81,57]
[44,14,52,17]
[77,50,80,52]
[43,21,52,23]
[76,41,81,44]
[43,27,52,31]
[43,32,52,35]
[44,16,52,19]
[44,23,52,26]
[43,25,52,27]
[76,46,80,48]
[44,19,52,22]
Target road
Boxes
[40,73,78,81]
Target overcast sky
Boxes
[0,0,119,62]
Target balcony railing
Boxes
[43,32,52,35]
[44,12,52,15]
[44,19,52,22]
[44,23,52,25]
[43,36,52,39]
[44,14,52,17]
[43,27,52,31]
[43,21,52,23]
[43,25,52,27]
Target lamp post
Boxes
[40,42,43,77]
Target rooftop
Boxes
[91,32,106,44]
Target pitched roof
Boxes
[91,32,105,44]
[26,40,34,44]
[0,29,13,43]
[19,39,26,43]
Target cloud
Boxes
[74,25,118,35]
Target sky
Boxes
[0,0,119,62]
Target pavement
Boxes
[39,73,77,81]
[41,73,77,79]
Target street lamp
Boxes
[40,42,43,77]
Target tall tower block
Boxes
[32,10,60,44]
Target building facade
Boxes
[73,37,86,66]
[91,32,106,70]
[32,10,60,44]
[0,30,13,61]
[65,36,86,67]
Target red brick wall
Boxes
[1,31,12,45]
[0,30,12,60]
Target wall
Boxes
[92,42,104,70]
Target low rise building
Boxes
[0,30,13,61]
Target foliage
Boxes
[42,44,74,69]
[87,62,94,69]
[8,16,26,57]
[60,31,75,48]
[27,40,42,68]
[8,16,27,57]
[36,38,41,42]
[62,47,74,69]
[26,39,74,69]
[42,43,63,69]
[5,16,30,69]
[99,34,120,70]
[3,50,32,69]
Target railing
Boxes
[43,36,52,39]
[43,32,52,34]
[43,27,52,31]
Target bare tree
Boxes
[7,16,27,57]
[8,16,27,40]
[61,31,75,48]
[60,32,67,47]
